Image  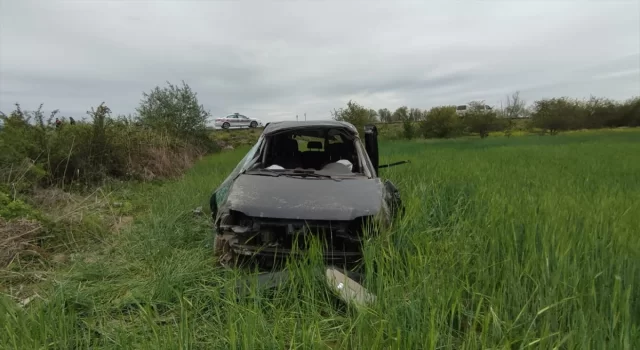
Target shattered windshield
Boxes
[247,127,367,177]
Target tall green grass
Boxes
[2,131,639,349]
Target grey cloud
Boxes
[1,0,639,122]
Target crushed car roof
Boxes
[262,120,359,136]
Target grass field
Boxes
[2,130,639,349]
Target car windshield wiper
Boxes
[247,169,342,181]
[246,169,283,177]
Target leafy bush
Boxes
[0,105,55,166]
[596,96,640,128]
[402,120,415,139]
[0,192,41,220]
[420,106,461,138]
[137,81,211,137]
[529,96,640,134]
[0,101,219,188]
[500,118,515,137]
[618,97,640,127]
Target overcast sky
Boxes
[1,1,639,123]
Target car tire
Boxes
[250,121,258,128]
[222,122,230,129]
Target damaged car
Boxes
[209,120,407,270]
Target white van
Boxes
[455,104,493,116]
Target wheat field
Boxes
[2,130,639,349]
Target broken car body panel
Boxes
[225,174,384,221]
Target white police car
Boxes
[214,113,263,129]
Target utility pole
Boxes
[304,113,307,121]
[296,115,298,121]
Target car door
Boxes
[238,115,250,127]
[227,114,239,127]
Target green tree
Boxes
[616,97,640,127]
[367,109,379,123]
[392,106,409,122]
[583,96,619,129]
[331,100,377,129]
[378,108,392,123]
[504,91,527,119]
[137,81,210,136]
[463,102,499,138]
[530,97,584,135]
[420,106,460,138]
[409,108,424,122]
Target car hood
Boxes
[225,174,384,221]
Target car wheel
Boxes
[250,121,258,128]
[222,122,230,129]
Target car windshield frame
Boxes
[242,126,375,179]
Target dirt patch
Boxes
[112,216,134,233]
[0,217,43,267]
[30,188,75,208]
[50,253,69,264]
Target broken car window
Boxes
[261,128,361,173]
[212,136,264,207]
